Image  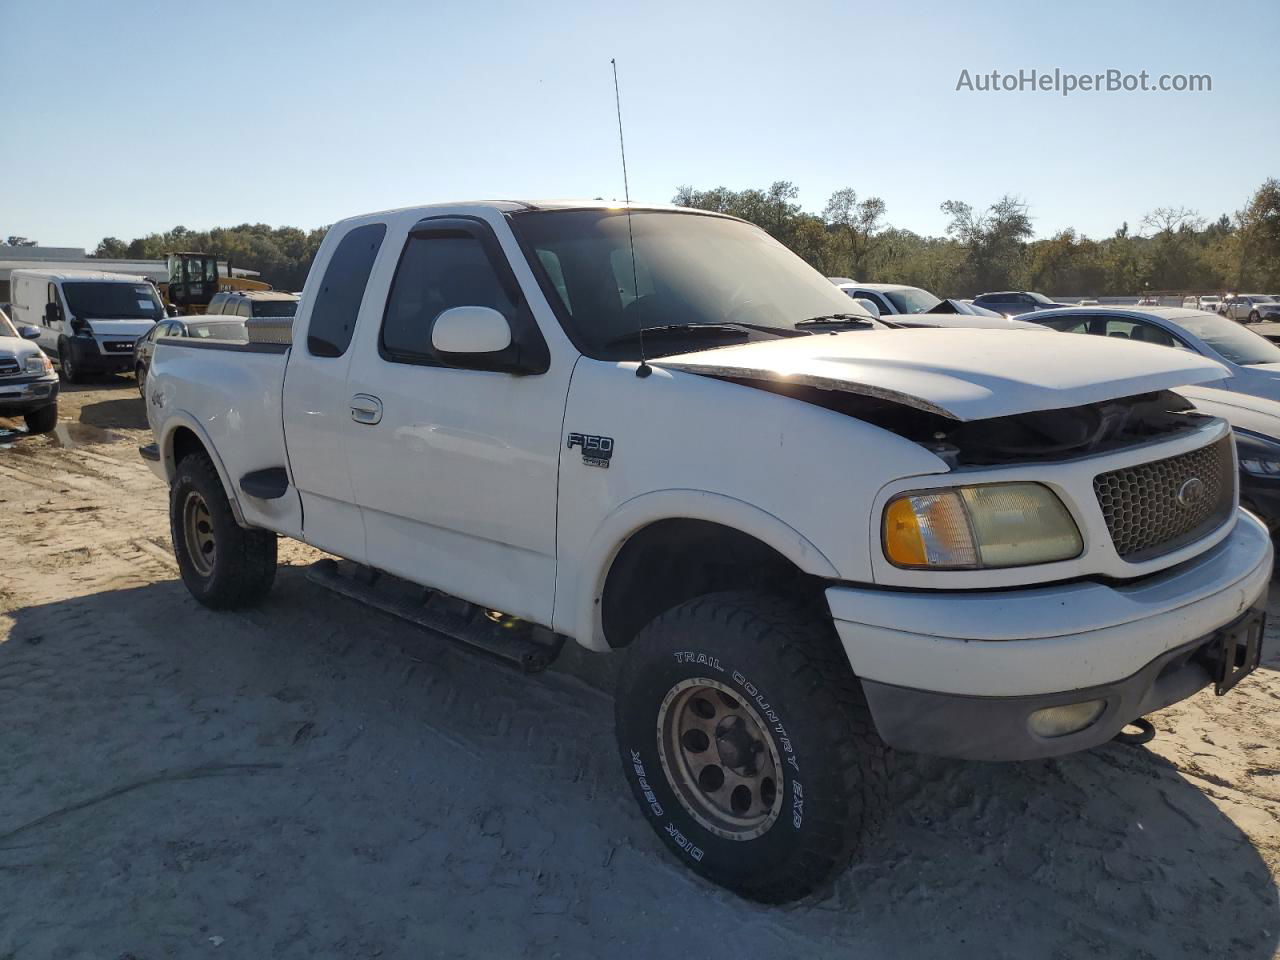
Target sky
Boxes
[3,0,1277,250]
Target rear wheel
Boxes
[170,452,277,608]
[1249,310,1261,323]
[23,403,58,435]
[615,591,888,903]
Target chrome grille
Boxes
[0,357,19,376]
[1094,435,1235,562]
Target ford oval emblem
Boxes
[1177,477,1206,508]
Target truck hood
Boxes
[653,328,1229,421]
[0,336,44,365]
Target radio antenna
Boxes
[611,58,650,378]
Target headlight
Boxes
[883,482,1082,569]
[1237,430,1280,477]
[24,354,52,374]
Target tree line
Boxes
[87,177,1280,296]
[674,178,1280,296]
[93,224,326,292]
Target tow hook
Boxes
[1112,717,1156,746]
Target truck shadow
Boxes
[0,569,1275,959]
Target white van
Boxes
[9,269,164,383]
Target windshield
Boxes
[252,300,298,318]
[63,282,163,320]
[1177,312,1280,365]
[883,287,941,314]
[1028,292,1055,305]
[510,209,872,359]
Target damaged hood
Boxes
[653,328,1229,421]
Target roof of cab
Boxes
[10,268,149,283]
[329,199,740,227]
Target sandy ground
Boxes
[1,377,1280,959]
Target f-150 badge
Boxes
[567,432,614,468]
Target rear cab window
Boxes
[307,222,388,358]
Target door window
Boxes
[307,222,387,358]
[380,229,520,365]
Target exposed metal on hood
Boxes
[653,329,1229,422]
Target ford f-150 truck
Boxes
[141,200,1272,902]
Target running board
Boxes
[306,558,565,673]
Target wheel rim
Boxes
[656,677,785,841]
[63,352,74,380]
[182,491,216,577]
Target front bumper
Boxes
[0,375,59,413]
[827,511,1273,760]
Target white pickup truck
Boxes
[142,200,1272,902]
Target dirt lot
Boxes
[2,378,1280,959]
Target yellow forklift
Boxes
[160,252,270,315]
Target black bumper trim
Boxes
[860,600,1266,762]
[139,443,161,463]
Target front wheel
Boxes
[57,338,85,384]
[170,452,277,608]
[615,591,888,903]
[1249,311,1261,323]
[136,363,147,398]
[23,403,58,435]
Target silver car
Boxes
[1025,305,1280,404]
[1221,295,1280,323]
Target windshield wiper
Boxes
[793,313,877,329]
[604,322,801,347]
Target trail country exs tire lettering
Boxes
[614,591,889,902]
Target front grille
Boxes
[103,340,134,353]
[1094,435,1235,562]
[0,357,19,376]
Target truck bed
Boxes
[148,336,303,538]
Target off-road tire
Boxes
[615,590,888,903]
[57,338,85,384]
[23,403,58,435]
[170,452,277,608]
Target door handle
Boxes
[350,394,383,425]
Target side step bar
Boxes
[306,558,565,673]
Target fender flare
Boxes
[159,411,248,526]
[558,489,840,651]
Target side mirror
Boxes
[853,297,881,319]
[44,302,62,324]
[431,306,515,368]
[165,304,179,317]
[18,325,41,340]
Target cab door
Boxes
[340,212,570,625]
[281,220,389,562]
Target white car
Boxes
[0,306,59,432]
[1186,294,1222,313]
[141,200,1271,902]
[1026,305,1280,405]
[1221,295,1280,323]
